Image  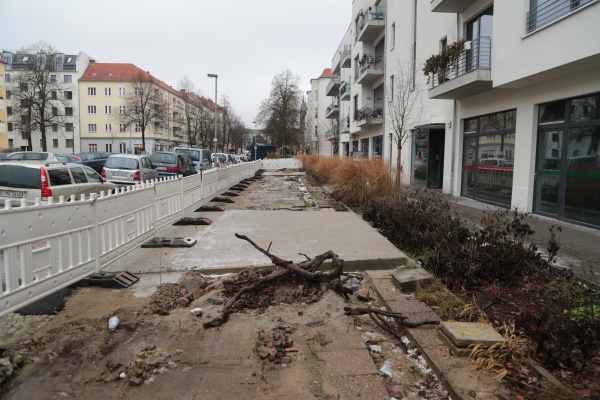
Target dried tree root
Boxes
[203,234,346,328]
[344,306,439,344]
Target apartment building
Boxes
[79,63,192,154]
[1,50,94,153]
[325,0,600,228]
[0,59,7,149]
[306,68,337,156]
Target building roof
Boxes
[318,68,337,79]
[80,63,183,98]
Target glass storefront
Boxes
[462,110,516,207]
[373,135,383,158]
[534,94,600,227]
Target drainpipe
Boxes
[450,14,460,196]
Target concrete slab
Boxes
[440,321,506,348]
[391,266,435,292]
[106,210,409,274]
[130,273,182,298]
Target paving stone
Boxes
[440,322,506,348]
[321,374,390,399]
[391,266,435,292]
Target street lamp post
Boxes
[252,120,257,161]
[207,73,218,155]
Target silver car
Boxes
[102,154,158,185]
[0,160,118,206]
[7,151,59,161]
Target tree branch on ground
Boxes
[203,234,348,328]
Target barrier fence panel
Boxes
[260,158,302,169]
[0,161,269,317]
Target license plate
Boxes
[0,189,24,198]
[112,171,129,177]
[157,167,167,171]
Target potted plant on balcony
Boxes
[423,38,466,84]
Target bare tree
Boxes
[120,71,168,152]
[178,75,200,147]
[386,61,429,183]
[10,42,74,151]
[256,70,303,156]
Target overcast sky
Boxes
[1,0,351,127]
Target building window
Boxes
[88,105,96,114]
[391,23,396,49]
[52,139,59,148]
[51,90,57,100]
[462,109,517,208]
[534,93,600,227]
[51,74,56,82]
[135,88,143,96]
[119,87,126,96]
[106,143,112,152]
[119,105,125,114]
[119,124,126,133]
[8,123,13,132]
[88,124,97,133]
[135,105,141,114]
[88,87,96,96]
[64,91,73,100]
[105,87,111,96]
[66,139,74,148]
[64,75,72,83]
[65,107,73,116]
[52,123,58,132]
[52,107,58,116]
[5,74,9,83]
[526,0,593,33]
[20,83,28,91]
[135,123,142,132]
[105,105,112,114]
[105,123,112,133]
[6,90,11,99]
[65,123,74,132]
[89,144,97,152]
[7,106,12,116]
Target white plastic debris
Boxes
[108,316,120,331]
[370,344,382,353]
[190,308,203,316]
[119,372,126,379]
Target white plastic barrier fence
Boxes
[0,161,262,317]
[260,158,302,170]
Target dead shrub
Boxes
[330,159,395,210]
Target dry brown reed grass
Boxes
[298,155,394,209]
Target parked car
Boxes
[56,154,83,164]
[173,147,213,173]
[76,152,111,173]
[7,151,59,161]
[212,152,233,167]
[0,160,118,206]
[102,154,158,185]
[149,151,196,178]
[229,154,242,164]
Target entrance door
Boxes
[427,129,445,189]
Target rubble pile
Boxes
[102,345,174,387]
[255,327,297,365]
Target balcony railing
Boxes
[326,78,341,96]
[325,126,340,140]
[356,10,385,42]
[428,37,492,90]
[356,59,384,85]
[340,82,351,101]
[354,105,383,127]
[526,0,594,33]
[340,45,352,68]
[326,100,340,119]
[340,116,350,134]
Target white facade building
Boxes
[306,69,336,157]
[325,0,600,228]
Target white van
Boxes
[173,147,213,172]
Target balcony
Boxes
[355,105,383,128]
[428,37,493,100]
[356,10,385,42]
[340,116,350,134]
[356,59,384,85]
[341,45,352,68]
[430,0,476,13]
[325,126,340,141]
[326,78,341,96]
[326,100,340,119]
[525,0,596,34]
[340,82,351,101]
